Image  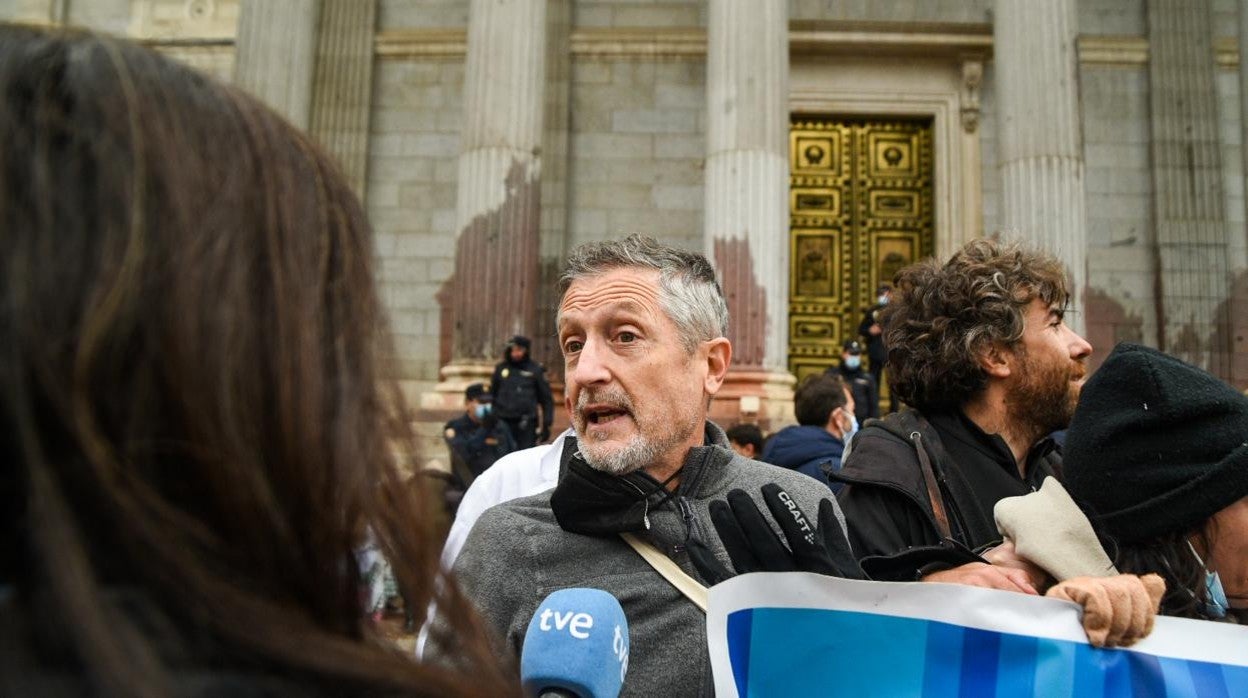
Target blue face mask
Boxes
[837,409,859,444]
[1189,541,1229,618]
[844,355,861,370]
[877,295,889,306]
[474,403,492,420]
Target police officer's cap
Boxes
[464,383,492,402]
[843,340,864,355]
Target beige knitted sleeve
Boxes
[994,476,1117,582]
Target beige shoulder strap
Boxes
[619,532,708,612]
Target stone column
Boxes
[234,1,376,197]
[993,0,1088,334]
[1147,0,1231,377]
[234,0,321,130]
[434,0,547,397]
[704,0,794,428]
[307,0,377,196]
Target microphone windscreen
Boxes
[520,588,629,698]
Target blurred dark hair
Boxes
[883,238,1069,410]
[793,374,849,427]
[725,423,764,453]
[1113,528,1223,621]
[0,25,512,696]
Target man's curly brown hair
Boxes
[882,238,1070,411]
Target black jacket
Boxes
[444,413,515,485]
[489,357,554,426]
[833,364,879,423]
[858,304,888,365]
[832,408,1060,580]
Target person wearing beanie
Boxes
[1063,342,1248,622]
[489,334,555,449]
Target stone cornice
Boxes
[1079,35,1238,68]
[569,27,705,59]
[788,20,993,59]
[375,28,466,59]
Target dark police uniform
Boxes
[490,336,554,450]
[444,413,515,488]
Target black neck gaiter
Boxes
[550,439,681,536]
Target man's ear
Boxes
[702,337,732,395]
[977,341,1013,379]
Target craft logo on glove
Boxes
[777,491,816,546]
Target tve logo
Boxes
[612,620,629,682]
[537,607,594,639]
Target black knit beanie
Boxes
[1063,343,1248,544]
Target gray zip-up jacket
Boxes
[449,422,848,697]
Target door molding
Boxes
[790,54,984,262]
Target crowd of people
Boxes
[4,24,1246,698]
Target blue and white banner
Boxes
[707,573,1248,697]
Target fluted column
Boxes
[1148,0,1231,377]
[445,0,547,372]
[234,0,321,130]
[994,0,1088,334]
[307,0,377,197]
[704,0,794,427]
[235,1,376,196]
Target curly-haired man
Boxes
[833,238,1092,590]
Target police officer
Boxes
[489,335,554,449]
[829,339,878,424]
[858,284,893,413]
[444,383,516,488]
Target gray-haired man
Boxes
[445,235,851,695]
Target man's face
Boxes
[557,268,709,476]
[1005,298,1093,436]
[509,346,526,362]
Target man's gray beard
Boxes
[577,412,701,476]
[578,432,662,476]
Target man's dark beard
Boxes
[1006,345,1082,442]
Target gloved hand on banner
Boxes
[1045,573,1166,648]
[689,484,864,585]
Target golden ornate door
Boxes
[788,117,934,381]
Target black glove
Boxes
[690,484,865,585]
[538,424,551,443]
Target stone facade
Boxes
[11,0,1248,467]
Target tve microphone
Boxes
[520,588,629,698]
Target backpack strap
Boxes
[866,409,957,541]
[908,429,952,540]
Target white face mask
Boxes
[844,413,859,443]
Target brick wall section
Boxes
[378,0,467,30]
[1077,0,1146,35]
[788,0,990,23]
[574,0,704,28]
[366,59,465,382]
[1079,65,1157,368]
[566,57,707,253]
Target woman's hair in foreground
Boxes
[882,238,1069,410]
[0,26,509,695]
